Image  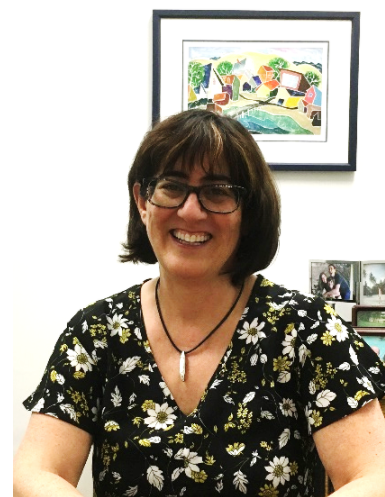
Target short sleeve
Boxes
[23,305,107,435]
[294,297,385,434]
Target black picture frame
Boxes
[152,10,360,172]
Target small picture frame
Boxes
[309,260,360,302]
[352,306,385,327]
[353,327,385,363]
[353,327,385,419]
[360,260,385,305]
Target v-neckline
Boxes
[137,277,259,417]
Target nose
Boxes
[177,191,207,220]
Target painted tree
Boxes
[268,57,289,81]
[188,61,205,89]
[305,71,321,87]
[217,61,233,76]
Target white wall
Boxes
[10,1,384,496]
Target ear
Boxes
[133,182,147,225]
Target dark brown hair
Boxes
[120,109,281,285]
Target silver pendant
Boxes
[180,351,186,382]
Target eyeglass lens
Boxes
[148,178,241,213]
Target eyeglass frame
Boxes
[142,177,248,214]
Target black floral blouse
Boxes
[24,275,385,497]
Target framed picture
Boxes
[152,10,360,171]
[360,260,385,305]
[309,260,360,302]
[355,328,385,419]
[352,306,385,327]
[354,327,385,365]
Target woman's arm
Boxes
[14,413,92,497]
[313,398,385,496]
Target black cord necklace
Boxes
[155,279,244,382]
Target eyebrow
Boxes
[161,171,232,182]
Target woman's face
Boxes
[134,160,243,284]
[321,273,327,283]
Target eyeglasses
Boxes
[144,177,247,214]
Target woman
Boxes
[14,110,385,496]
[317,272,329,296]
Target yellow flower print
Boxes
[289,462,299,475]
[120,329,131,344]
[70,391,82,404]
[259,484,279,497]
[50,370,57,382]
[191,423,203,434]
[174,433,184,443]
[284,323,295,334]
[73,371,86,379]
[226,442,246,456]
[139,439,151,447]
[321,331,335,346]
[104,420,120,431]
[141,400,155,411]
[204,454,215,465]
[311,410,323,428]
[261,279,274,287]
[273,356,291,372]
[354,390,370,401]
[324,304,337,316]
[228,361,247,383]
[132,417,143,427]
[191,470,208,483]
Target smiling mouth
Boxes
[172,230,211,245]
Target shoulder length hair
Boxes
[120,109,281,285]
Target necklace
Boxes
[155,279,244,382]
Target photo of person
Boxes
[361,261,385,305]
[310,260,359,301]
[323,264,351,300]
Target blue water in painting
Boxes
[235,109,312,135]
[238,116,288,134]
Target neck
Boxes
[156,273,241,322]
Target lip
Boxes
[171,229,212,245]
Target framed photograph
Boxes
[152,10,360,171]
[360,260,385,305]
[353,327,385,363]
[309,260,360,302]
[352,306,385,327]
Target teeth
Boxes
[173,231,210,243]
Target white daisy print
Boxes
[238,318,266,345]
[144,402,177,430]
[326,316,349,342]
[174,448,203,478]
[107,313,129,337]
[265,456,291,487]
[66,343,95,372]
[279,398,297,417]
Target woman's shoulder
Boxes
[66,280,146,328]
[252,274,330,321]
[253,274,321,305]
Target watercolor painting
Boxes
[183,42,327,140]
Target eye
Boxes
[157,179,186,196]
[204,185,234,198]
